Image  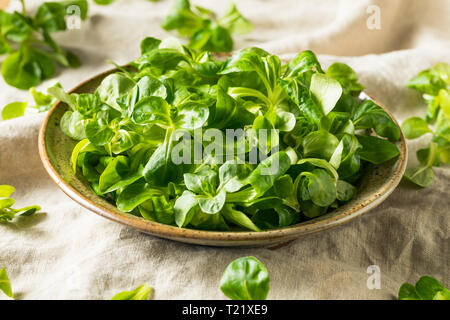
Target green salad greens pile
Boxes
[0,0,164,90]
[0,185,41,222]
[402,63,450,187]
[162,0,252,52]
[399,275,450,300]
[1,82,60,120]
[50,37,400,231]
[0,0,90,89]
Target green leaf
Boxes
[175,103,209,129]
[174,191,198,227]
[96,74,135,112]
[98,156,143,194]
[432,110,450,146]
[353,100,401,141]
[336,133,361,179]
[0,184,40,222]
[151,194,175,225]
[135,48,188,72]
[31,86,56,111]
[14,205,41,217]
[74,93,102,116]
[209,76,236,129]
[1,47,42,90]
[274,110,296,132]
[71,140,92,173]
[252,205,299,229]
[294,158,339,182]
[298,200,327,218]
[48,85,76,109]
[310,73,342,116]
[35,54,56,82]
[336,180,356,202]
[356,135,400,164]
[272,175,295,198]
[161,0,206,37]
[401,117,432,139]
[398,283,420,300]
[220,47,270,78]
[415,276,446,300]
[143,139,184,187]
[0,33,10,54]
[94,0,115,5]
[222,204,261,231]
[279,78,323,124]
[34,2,67,32]
[220,256,269,300]
[439,146,450,164]
[116,183,161,212]
[433,289,450,300]
[329,140,344,169]
[140,37,162,54]
[136,75,167,100]
[111,284,152,300]
[198,189,226,214]
[219,160,251,193]
[0,11,31,42]
[398,275,450,300]
[438,88,450,117]
[298,168,336,207]
[85,120,115,146]
[0,268,13,298]
[284,50,323,80]
[132,96,171,126]
[60,110,86,140]
[184,169,218,195]
[404,166,434,188]
[190,209,229,231]
[190,25,234,52]
[252,114,277,153]
[0,198,15,209]
[406,63,449,96]
[219,3,253,35]
[0,185,16,198]
[246,151,291,197]
[302,130,339,160]
[326,62,364,95]
[1,101,27,120]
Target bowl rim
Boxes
[38,67,408,245]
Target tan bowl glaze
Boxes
[39,68,407,247]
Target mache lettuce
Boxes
[402,63,450,187]
[49,37,401,232]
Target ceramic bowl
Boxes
[39,68,407,247]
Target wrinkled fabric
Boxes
[0,0,449,300]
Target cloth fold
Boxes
[1,0,449,299]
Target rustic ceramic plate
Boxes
[39,68,407,247]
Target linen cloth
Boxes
[0,0,449,300]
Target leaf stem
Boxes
[228,87,272,107]
[425,141,438,168]
[20,0,26,15]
